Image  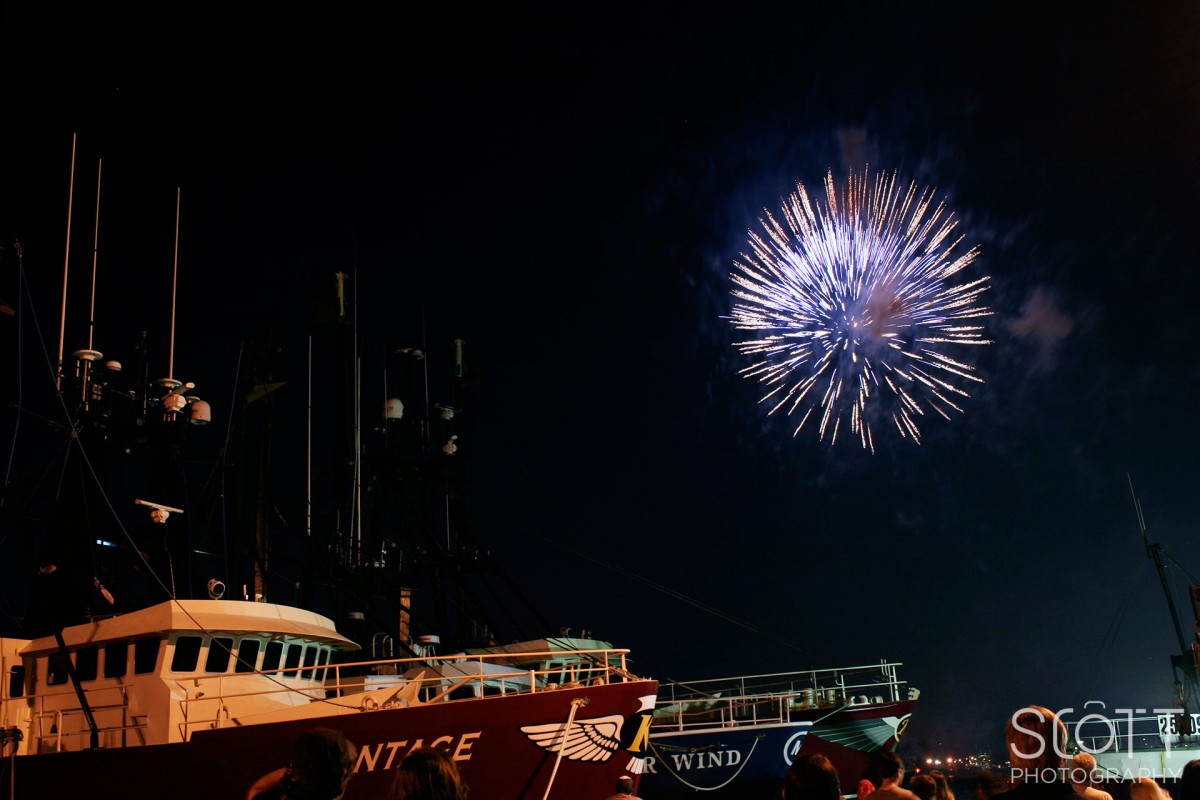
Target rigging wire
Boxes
[8,272,360,703]
[1084,557,1148,700]
[217,346,244,589]
[0,244,30,624]
[0,243,28,516]
[1164,551,1200,587]
[521,526,811,656]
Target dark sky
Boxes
[4,0,1200,762]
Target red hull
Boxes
[2,680,658,799]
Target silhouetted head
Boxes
[1130,777,1169,800]
[930,769,955,800]
[973,769,1010,800]
[910,774,937,800]
[390,747,468,800]
[783,753,842,800]
[1180,760,1200,800]
[1070,752,1100,787]
[1006,705,1068,772]
[282,727,357,800]
[868,751,905,784]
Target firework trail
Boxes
[728,169,992,452]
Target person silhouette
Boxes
[1068,752,1112,800]
[605,774,643,800]
[782,753,842,800]
[1178,760,1200,800]
[973,769,1010,800]
[859,752,919,800]
[931,769,956,800]
[1129,777,1170,800]
[246,727,358,800]
[390,746,469,800]
[910,774,938,800]
[991,705,1076,800]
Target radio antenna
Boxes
[87,159,102,353]
[169,187,180,380]
[56,133,78,390]
[73,158,107,411]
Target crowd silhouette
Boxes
[774,707,1200,800]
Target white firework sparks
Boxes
[729,168,992,452]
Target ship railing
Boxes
[323,646,634,690]
[170,646,636,736]
[1073,709,1200,757]
[651,661,908,731]
[326,646,635,697]
[28,685,148,752]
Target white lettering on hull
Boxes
[354,731,482,773]
[642,748,744,774]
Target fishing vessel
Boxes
[643,661,918,798]
[0,598,656,799]
[0,143,657,798]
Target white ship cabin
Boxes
[0,599,359,756]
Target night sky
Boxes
[4,0,1200,764]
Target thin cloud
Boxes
[1006,286,1075,372]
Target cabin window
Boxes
[104,642,129,678]
[9,665,25,698]
[283,643,303,677]
[134,638,161,674]
[263,640,284,673]
[206,636,234,673]
[47,651,69,686]
[171,636,202,672]
[302,644,319,678]
[75,646,99,682]
[315,648,330,682]
[235,639,261,673]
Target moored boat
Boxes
[642,660,918,798]
[0,143,659,798]
[0,598,656,798]
[1077,707,1200,781]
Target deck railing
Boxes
[28,685,147,753]
[651,660,910,732]
[19,645,637,751]
[176,646,634,736]
[1073,710,1200,756]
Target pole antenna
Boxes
[169,187,181,380]
[56,133,78,390]
[88,159,102,353]
[74,158,107,411]
[307,335,313,539]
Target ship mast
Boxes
[1129,474,1200,732]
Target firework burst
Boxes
[728,169,992,452]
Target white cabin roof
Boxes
[464,637,617,665]
[21,599,360,655]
